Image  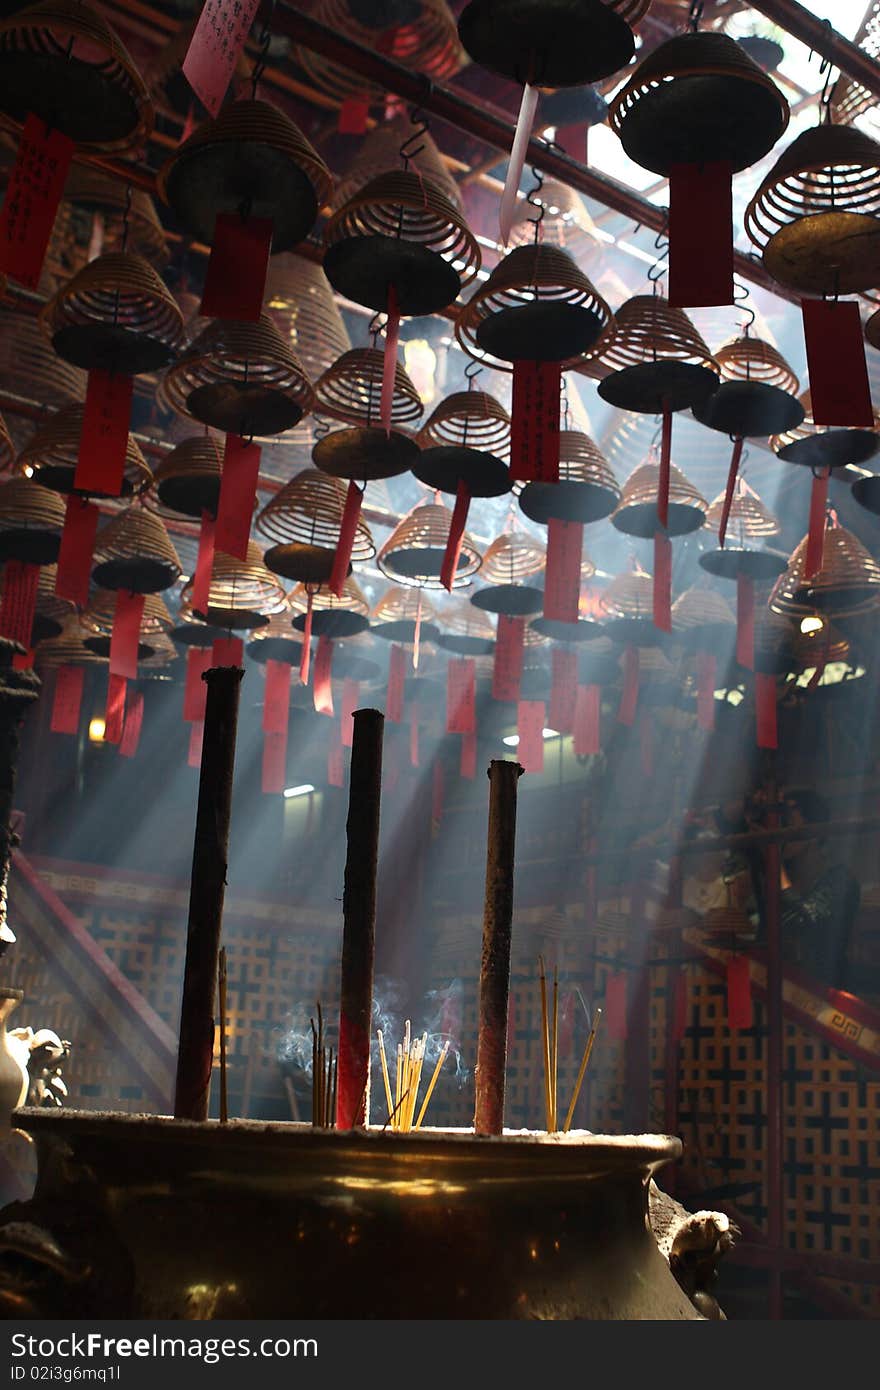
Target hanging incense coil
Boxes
[63,168,168,269]
[700,904,755,940]
[297,0,461,107]
[80,589,173,661]
[414,390,510,497]
[608,30,788,175]
[371,586,439,644]
[699,483,787,582]
[0,311,86,407]
[33,612,102,667]
[331,115,463,214]
[42,253,185,375]
[150,436,223,520]
[323,171,480,316]
[671,587,735,651]
[612,459,707,538]
[791,618,852,674]
[245,613,303,666]
[18,404,152,500]
[28,565,73,643]
[469,528,545,615]
[256,468,375,583]
[0,0,153,152]
[457,0,635,87]
[265,254,351,385]
[0,477,66,563]
[312,348,422,480]
[456,245,610,370]
[160,313,315,437]
[692,335,804,438]
[519,429,619,523]
[91,507,182,594]
[744,124,880,295]
[705,485,780,540]
[377,500,481,589]
[169,610,229,649]
[771,389,880,472]
[289,575,370,638]
[180,540,287,630]
[769,524,880,619]
[158,99,333,252]
[592,295,719,412]
[599,569,666,646]
[434,596,495,655]
[508,181,603,273]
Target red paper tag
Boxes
[755,671,777,750]
[658,404,672,531]
[668,161,733,309]
[0,114,74,290]
[212,635,243,667]
[191,510,215,619]
[573,683,600,755]
[510,361,561,482]
[119,689,144,759]
[261,728,287,794]
[75,371,133,497]
[604,972,628,1040]
[653,532,672,633]
[696,650,716,731]
[182,0,262,118]
[802,299,874,426]
[386,643,405,723]
[262,658,291,735]
[409,701,420,767]
[517,699,545,773]
[380,284,400,437]
[446,656,476,735]
[188,719,205,768]
[617,645,639,726]
[183,646,212,722]
[12,649,33,670]
[726,955,752,1030]
[492,615,525,701]
[805,469,830,580]
[639,708,654,778]
[328,727,345,787]
[0,561,39,648]
[718,437,744,548]
[338,97,370,135]
[549,648,577,733]
[55,496,99,607]
[299,593,313,686]
[50,664,84,735]
[432,758,444,823]
[672,969,688,1042]
[460,729,477,779]
[341,677,360,748]
[200,213,273,322]
[441,481,470,593]
[544,519,582,623]
[109,591,145,680]
[216,435,261,561]
[104,673,127,744]
[736,574,755,671]
[313,635,334,715]
[329,481,364,599]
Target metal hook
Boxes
[561,377,571,431]
[647,224,668,290]
[465,361,482,388]
[687,0,704,32]
[399,105,429,170]
[368,311,384,347]
[733,280,756,334]
[525,162,545,244]
[251,0,276,99]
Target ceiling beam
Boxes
[748,0,880,100]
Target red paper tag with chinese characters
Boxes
[696,650,716,732]
[183,646,212,722]
[262,728,287,794]
[0,114,74,290]
[617,645,639,726]
[341,677,360,749]
[329,481,364,598]
[668,161,733,309]
[200,213,273,322]
[104,673,127,744]
[510,361,561,482]
[653,533,672,633]
[192,510,215,619]
[492,615,525,701]
[182,0,262,117]
[386,643,405,723]
[0,561,39,648]
[441,481,470,593]
[212,636,243,667]
[517,699,545,773]
[726,955,752,1030]
[216,435,261,561]
[109,591,145,680]
[549,648,577,734]
[262,658,291,735]
[188,720,205,768]
[338,97,370,135]
[55,496,99,607]
[755,671,777,749]
[544,519,582,623]
[50,664,84,735]
[119,689,144,759]
[604,973,628,1040]
[313,635,334,715]
[75,371,134,497]
[573,683,600,755]
[460,729,477,779]
[446,656,476,735]
[802,299,874,427]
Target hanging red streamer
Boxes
[492,615,525,701]
[441,480,470,593]
[341,677,360,749]
[517,699,545,773]
[216,434,261,561]
[299,591,313,686]
[183,647,212,723]
[261,728,287,794]
[191,510,215,619]
[380,284,400,437]
[510,360,561,482]
[736,574,755,671]
[200,212,273,322]
[212,635,243,667]
[446,656,476,735]
[119,689,144,759]
[805,469,830,580]
[653,532,672,633]
[604,973,628,1040]
[696,650,717,732]
[182,0,261,117]
[755,671,777,750]
[460,729,477,779]
[187,720,205,768]
[573,683,601,756]
[0,114,74,290]
[718,437,744,548]
[549,648,577,734]
[544,519,582,623]
[617,645,639,726]
[55,496,99,608]
[262,658,291,735]
[0,561,39,648]
[668,161,734,309]
[313,635,334,715]
[801,299,874,427]
[108,591,145,681]
[409,701,420,767]
[386,642,405,723]
[50,665,84,736]
[329,481,364,598]
[726,955,753,1030]
[76,370,134,497]
[657,403,672,530]
[327,726,345,787]
[104,673,127,745]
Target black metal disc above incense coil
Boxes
[774,430,880,471]
[201,606,270,631]
[608,31,789,176]
[470,583,544,615]
[312,426,419,481]
[692,381,804,438]
[413,446,510,497]
[158,99,333,252]
[332,651,381,682]
[0,478,65,564]
[19,403,153,500]
[83,635,156,662]
[152,437,223,520]
[42,253,184,375]
[435,631,494,656]
[457,0,635,87]
[598,360,719,414]
[170,621,228,648]
[263,543,346,585]
[600,615,669,648]
[698,546,789,582]
[245,634,303,664]
[371,618,440,645]
[291,609,370,639]
[530,615,602,642]
[851,474,880,515]
[518,430,619,523]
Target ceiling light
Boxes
[88,717,105,742]
[800,615,824,634]
[502,728,559,747]
[283,784,315,799]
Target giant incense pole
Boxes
[336,708,384,1129]
[474,759,523,1135]
[174,664,243,1121]
[0,640,39,954]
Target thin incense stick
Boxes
[550,966,559,1132]
[414,1040,450,1130]
[538,955,552,1131]
[218,947,228,1124]
[377,1029,394,1119]
[562,1006,603,1134]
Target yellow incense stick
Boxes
[414,1040,450,1130]
[377,1030,394,1120]
[538,956,552,1131]
[562,1006,603,1133]
[550,967,559,1132]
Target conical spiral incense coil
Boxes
[370,585,439,644]
[0,311,86,407]
[704,485,780,540]
[434,595,495,655]
[160,313,315,437]
[180,540,287,630]
[289,574,371,638]
[700,905,755,940]
[80,590,173,658]
[255,468,375,583]
[600,570,653,622]
[42,253,185,375]
[518,429,620,523]
[692,334,804,437]
[323,171,480,315]
[245,612,303,665]
[30,565,73,643]
[331,116,463,215]
[377,500,481,589]
[608,30,788,175]
[296,0,461,107]
[91,507,182,594]
[138,630,178,670]
[770,524,880,619]
[456,244,611,370]
[414,389,511,497]
[508,182,603,272]
[0,0,153,152]
[63,169,168,269]
[457,0,635,87]
[591,295,718,412]
[714,336,798,394]
[33,613,102,667]
[0,477,66,564]
[150,436,223,520]
[612,459,707,538]
[671,587,735,632]
[312,348,422,480]
[480,530,546,583]
[744,124,880,295]
[157,99,333,252]
[265,254,351,385]
[771,389,880,471]
[792,619,852,673]
[18,404,152,500]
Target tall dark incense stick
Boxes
[474,759,523,1135]
[218,947,228,1124]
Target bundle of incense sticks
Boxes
[311,1003,337,1128]
[539,957,602,1133]
[377,1021,450,1132]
